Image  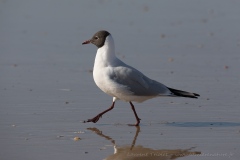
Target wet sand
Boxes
[1,0,240,160]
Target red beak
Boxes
[82,39,91,45]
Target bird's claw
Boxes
[83,114,102,123]
[128,117,141,126]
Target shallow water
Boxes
[1,0,240,160]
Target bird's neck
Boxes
[94,35,117,67]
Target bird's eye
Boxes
[94,36,99,40]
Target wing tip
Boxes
[168,87,200,99]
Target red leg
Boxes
[84,102,115,123]
[128,102,141,126]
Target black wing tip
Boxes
[193,93,200,98]
[181,94,199,99]
[168,87,200,99]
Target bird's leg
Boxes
[84,102,115,123]
[128,102,141,126]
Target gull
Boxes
[82,30,199,126]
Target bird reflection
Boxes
[87,127,201,160]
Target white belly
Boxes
[93,67,156,103]
[93,67,115,97]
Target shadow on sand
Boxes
[166,122,240,127]
[87,126,200,160]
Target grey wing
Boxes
[109,65,171,96]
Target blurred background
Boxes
[1,0,240,160]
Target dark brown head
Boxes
[82,30,110,48]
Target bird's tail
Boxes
[168,87,200,99]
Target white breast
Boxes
[93,35,119,97]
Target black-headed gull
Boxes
[82,30,199,126]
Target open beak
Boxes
[82,39,91,45]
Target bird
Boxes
[82,30,199,126]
